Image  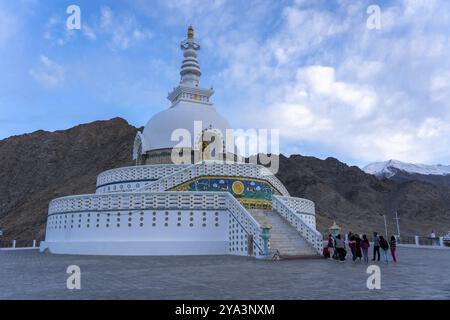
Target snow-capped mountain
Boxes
[363,160,450,178]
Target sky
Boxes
[0,0,449,167]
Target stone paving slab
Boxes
[0,247,449,299]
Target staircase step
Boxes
[249,209,318,258]
[280,255,325,260]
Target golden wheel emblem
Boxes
[232,181,245,195]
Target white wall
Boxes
[45,209,230,256]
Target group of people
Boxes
[323,232,397,264]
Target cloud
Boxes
[29,55,65,89]
[296,66,378,119]
[430,70,450,102]
[82,24,97,41]
[100,6,114,30]
[43,15,76,46]
[43,6,152,49]
[0,5,18,48]
[418,117,450,139]
[193,0,450,165]
[9,0,450,165]
[267,5,352,64]
[99,6,153,50]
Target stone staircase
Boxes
[249,209,319,259]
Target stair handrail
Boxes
[273,195,315,215]
[225,194,267,258]
[272,196,323,254]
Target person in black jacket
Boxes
[379,236,390,263]
[372,232,380,261]
[334,234,346,262]
[389,236,397,262]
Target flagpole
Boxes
[383,214,388,238]
[394,211,401,239]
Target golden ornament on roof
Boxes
[188,26,194,39]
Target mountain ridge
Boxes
[363,159,450,177]
[0,118,449,241]
[363,159,450,188]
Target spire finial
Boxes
[188,25,194,39]
[167,26,215,105]
[180,25,201,87]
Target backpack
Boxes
[380,238,389,250]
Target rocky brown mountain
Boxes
[276,155,450,237]
[0,118,449,242]
[0,118,136,241]
[382,169,450,188]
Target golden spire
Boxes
[188,25,194,39]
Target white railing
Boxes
[47,191,267,258]
[96,164,190,187]
[0,240,39,250]
[49,191,226,214]
[274,195,316,229]
[274,196,315,215]
[397,235,447,248]
[257,166,291,197]
[272,196,323,254]
[134,161,290,196]
[225,195,266,257]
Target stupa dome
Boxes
[141,101,232,151]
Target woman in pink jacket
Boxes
[360,234,370,263]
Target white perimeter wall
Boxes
[44,209,230,256]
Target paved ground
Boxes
[0,247,449,299]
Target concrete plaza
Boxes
[0,247,449,299]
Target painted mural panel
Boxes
[171,176,281,208]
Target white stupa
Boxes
[41,27,323,259]
[134,26,234,165]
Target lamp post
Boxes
[261,224,271,257]
[394,211,401,239]
[329,221,341,238]
[381,214,388,238]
